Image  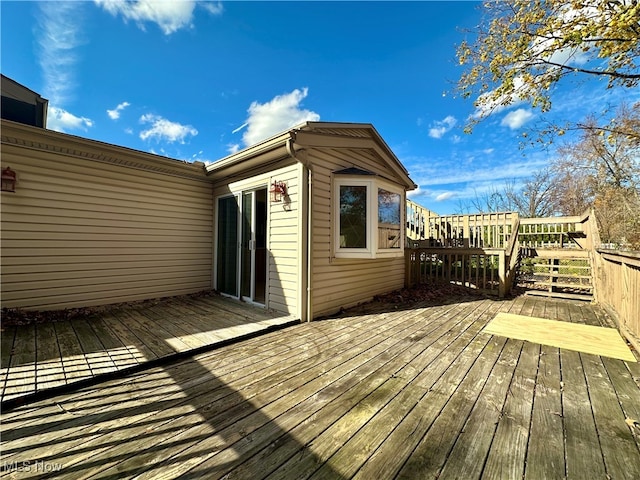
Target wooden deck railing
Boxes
[406,207,638,339]
[405,247,506,297]
[519,215,586,249]
[592,249,640,351]
[406,201,516,248]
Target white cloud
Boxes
[36,2,85,106]
[107,101,131,120]
[139,113,198,143]
[94,0,223,35]
[227,143,241,154]
[408,155,548,189]
[435,192,456,202]
[231,122,248,134]
[471,76,530,120]
[407,186,423,198]
[428,115,457,139]
[500,108,535,129]
[241,87,320,147]
[48,107,94,133]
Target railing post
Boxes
[405,249,412,288]
[498,250,506,297]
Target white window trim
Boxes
[333,176,404,259]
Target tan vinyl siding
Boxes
[268,166,300,316]
[309,147,407,318]
[213,164,301,317]
[1,139,213,310]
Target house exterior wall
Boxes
[212,163,302,317]
[1,75,48,128]
[307,147,407,318]
[1,121,213,310]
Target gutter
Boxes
[286,133,313,323]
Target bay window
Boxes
[334,174,404,258]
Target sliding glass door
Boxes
[216,188,267,304]
[216,196,239,296]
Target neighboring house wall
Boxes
[212,163,302,317]
[1,121,213,310]
[308,146,407,318]
[1,75,48,128]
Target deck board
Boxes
[35,322,66,392]
[582,353,640,479]
[483,339,538,479]
[562,348,608,479]
[1,295,639,479]
[525,342,565,480]
[3,324,36,402]
[105,306,446,479]
[0,294,298,408]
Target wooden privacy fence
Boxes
[592,250,640,350]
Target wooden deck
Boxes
[2,295,639,479]
[1,293,299,407]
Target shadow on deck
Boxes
[1,292,299,410]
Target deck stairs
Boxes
[517,247,593,301]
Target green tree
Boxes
[457,0,640,128]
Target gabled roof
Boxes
[206,122,416,189]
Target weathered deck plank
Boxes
[524,343,565,480]
[93,304,450,479]
[98,311,158,363]
[394,335,509,478]
[238,301,491,480]
[52,321,92,384]
[34,322,66,392]
[2,324,35,401]
[482,339,539,479]
[87,316,141,370]
[351,300,519,480]
[562,348,608,479]
[582,353,640,479]
[71,319,119,376]
[2,295,638,480]
[1,304,400,477]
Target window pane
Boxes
[340,185,367,248]
[378,188,401,248]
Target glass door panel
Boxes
[241,192,253,299]
[216,195,239,296]
[254,188,267,303]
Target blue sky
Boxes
[2,1,636,214]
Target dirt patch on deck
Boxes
[1,290,221,327]
[372,282,486,305]
[318,282,489,319]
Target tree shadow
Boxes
[1,316,347,478]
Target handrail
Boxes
[519,216,583,225]
[505,216,521,294]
